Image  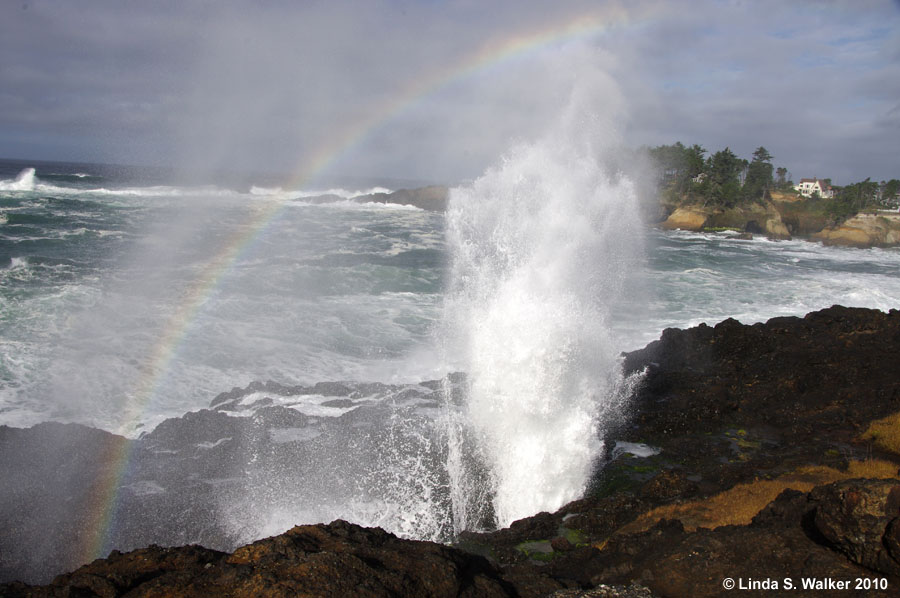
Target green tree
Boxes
[684,144,707,181]
[742,146,774,202]
[649,142,709,196]
[649,142,687,185]
[881,179,899,205]
[775,167,788,189]
[704,147,742,207]
[832,178,880,217]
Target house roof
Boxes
[798,178,831,189]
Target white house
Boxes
[794,178,834,199]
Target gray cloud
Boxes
[0,0,897,184]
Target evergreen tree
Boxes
[649,142,708,195]
[648,142,687,185]
[684,144,706,181]
[705,147,742,207]
[775,167,788,189]
[742,146,774,202]
[880,179,899,205]
[834,178,879,213]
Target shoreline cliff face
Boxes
[659,201,791,239]
[813,213,900,248]
[658,195,900,248]
[3,306,900,597]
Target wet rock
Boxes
[3,521,555,598]
[621,305,900,460]
[550,584,658,597]
[550,536,574,552]
[0,422,130,583]
[638,470,698,501]
[810,479,900,576]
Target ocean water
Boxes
[0,160,446,434]
[3,154,900,545]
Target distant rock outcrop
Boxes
[658,207,707,231]
[659,201,791,239]
[659,194,900,248]
[813,213,900,248]
[355,185,448,211]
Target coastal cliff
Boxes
[3,306,900,597]
[813,213,900,248]
[658,195,900,248]
[660,201,791,239]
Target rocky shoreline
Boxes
[354,185,449,211]
[3,306,900,597]
[658,198,900,248]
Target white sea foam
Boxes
[250,185,393,200]
[282,198,421,211]
[0,168,36,191]
[82,185,240,198]
[294,186,393,199]
[7,257,28,270]
[612,441,661,459]
[223,391,361,418]
[0,169,211,199]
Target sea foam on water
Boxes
[0,167,36,191]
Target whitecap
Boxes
[0,167,36,191]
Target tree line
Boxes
[648,142,900,217]
[648,142,779,208]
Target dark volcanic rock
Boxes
[0,422,129,583]
[622,305,900,440]
[2,521,561,598]
[560,479,900,597]
[613,305,900,492]
[355,185,449,211]
[810,478,900,576]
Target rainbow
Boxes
[82,5,637,562]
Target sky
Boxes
[0,0,897,186]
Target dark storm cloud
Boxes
[0,0,897,184]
